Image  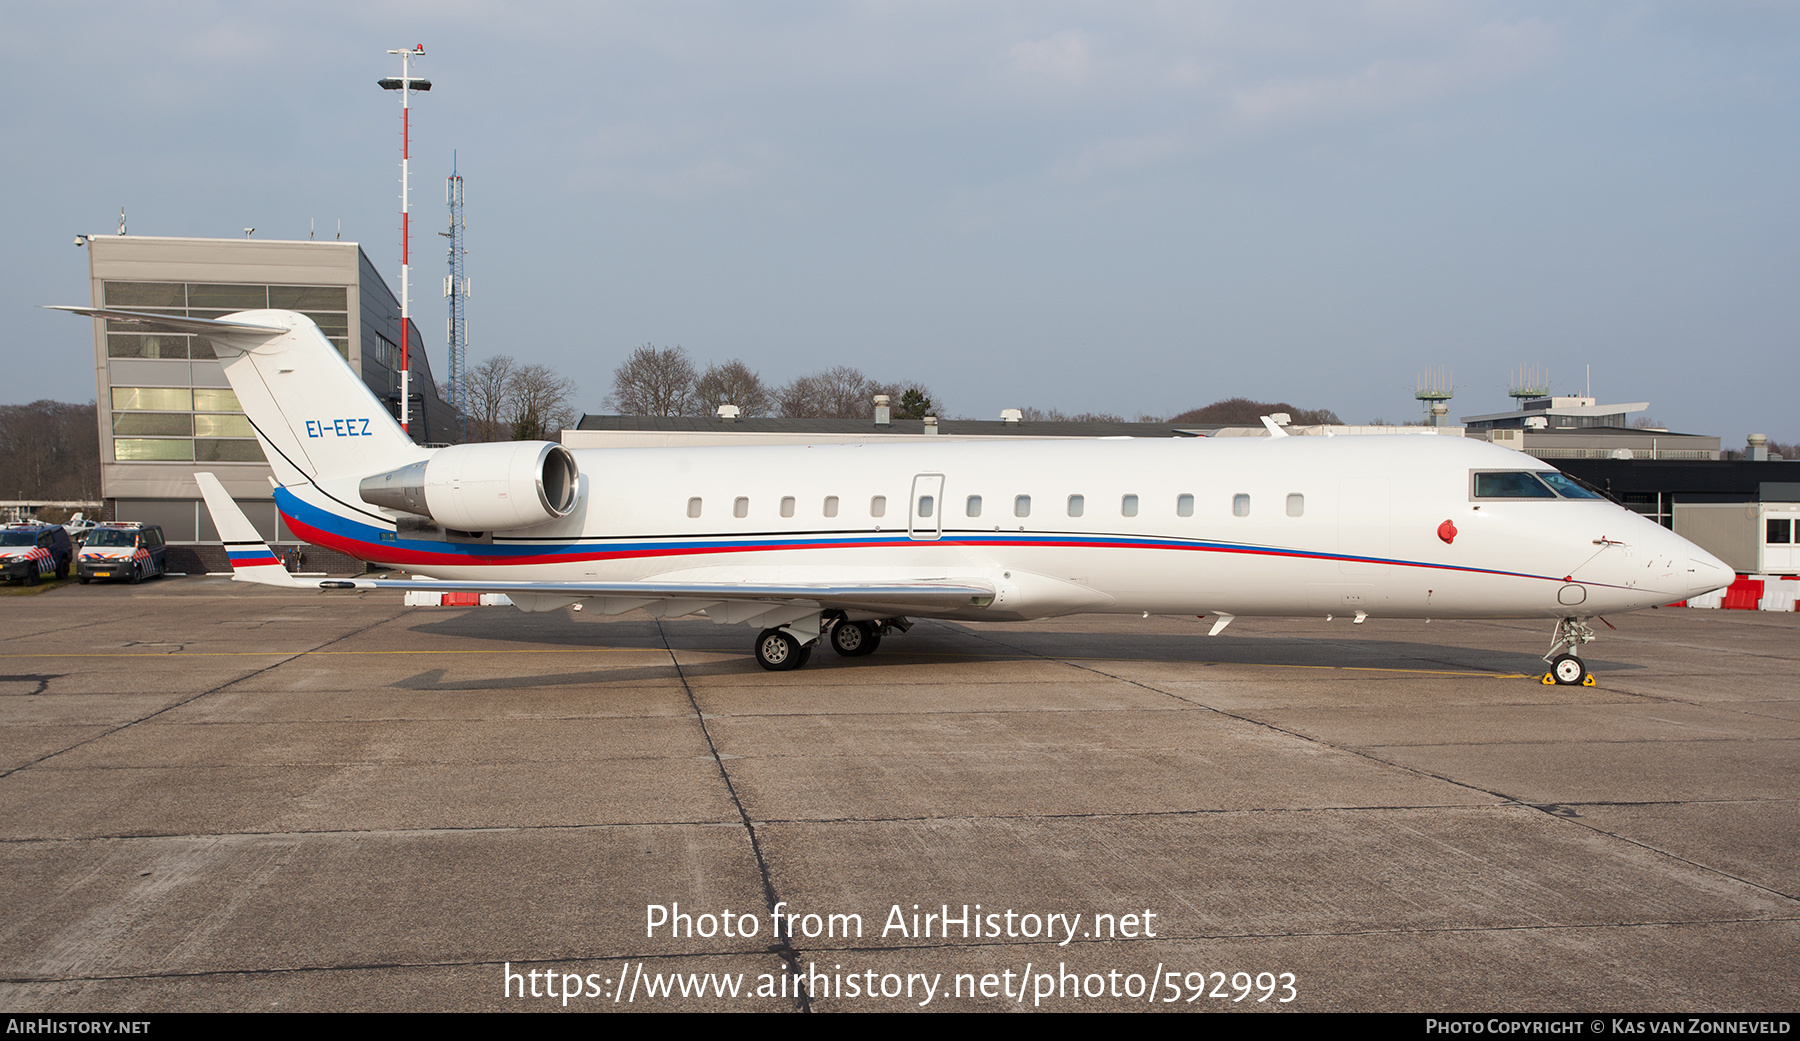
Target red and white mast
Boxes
[380,45,430,434]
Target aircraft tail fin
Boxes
[195,472,308,589]
[52,306,425,487]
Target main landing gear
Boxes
[829,620,881,657]
[754,628,812,671]
[752,616,906,671]
[1542,616,1597,686]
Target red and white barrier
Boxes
[402,591,513,607]
[1684,575,1798,611]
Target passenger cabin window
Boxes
[1067,494,1084,518]
[966,495,982,517]
[687,497,702,518]
[918,495,935,518]
[780,496,795,518]
[733,497,749,519]
[870,496,886,518]
[1121,494,1138,517]
[1286,493,1304,517]
[1015,495,1031,518]
[1176,494,1194,517]
[1233,494,1250,517]
[1473,472,1557,498]
[1770,519,1793,545]
[824,496,839,518]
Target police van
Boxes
[76,522,168,584]
[0,522,74,585]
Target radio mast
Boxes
[444,153,469,442]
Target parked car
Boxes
[76,523,168,584]
[0,522,74,585]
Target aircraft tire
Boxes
[830,621,880,657]
[1550,653,1587,686]
[754,628,804,671]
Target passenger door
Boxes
[909,473,945,541]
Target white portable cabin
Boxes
[1673,497,1800,576]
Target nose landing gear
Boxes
[1542,617,1598,686]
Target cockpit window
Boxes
[1472,472,1556,498]
[1537,472,1605,499]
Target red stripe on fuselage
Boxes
[280,510,1570,584]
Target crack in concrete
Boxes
[657,622,813,1013]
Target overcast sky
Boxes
[3,2,1795,444]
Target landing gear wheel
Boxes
[830,620,881,657]
[754,628,806,671]
[1550,653,1588,686]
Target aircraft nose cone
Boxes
[1658,522,1734,598]
[1686,551,1735,599]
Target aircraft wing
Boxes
[321,574,996,616]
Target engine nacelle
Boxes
[359,441,579,532]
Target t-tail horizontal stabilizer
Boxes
[195,472,309,589]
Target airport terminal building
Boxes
[81,234,454,573]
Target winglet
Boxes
[195,472,305,588]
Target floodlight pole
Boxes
[380,45,430,434]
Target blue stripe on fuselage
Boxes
[274,485,1567,583]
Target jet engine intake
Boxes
[359,441,579,532]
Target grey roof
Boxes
[575,415,1207,438]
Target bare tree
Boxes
[464,355,517,442]
[775,373,826,419]
[609,344,697,417]
[1169,398,1341,426]
[778,366,881,419]
[508,364,578,441]
[693,360,773,418]
[1014,406,1125,423]
[0,401,100,500]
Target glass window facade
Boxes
[108,384,256,464]
[101,282,336,466]
[104,281,350,358]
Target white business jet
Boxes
[57,307,1733,682]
